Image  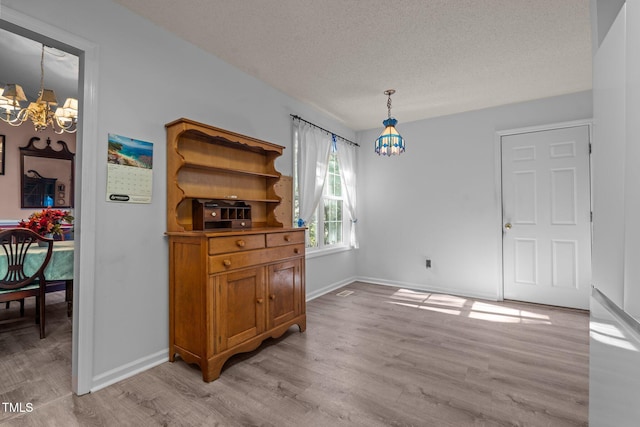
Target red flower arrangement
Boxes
[19,209,74,237]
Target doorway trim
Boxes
[494,119,593,302]
[1,6,99,395]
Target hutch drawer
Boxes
[208,234,265,255]
[208,244,305,273]
[266,230,305,247]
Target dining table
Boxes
[0,240,74,316]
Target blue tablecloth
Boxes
[0,241,74,281]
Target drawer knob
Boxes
[236,240,245,247]
[294,248,300,254]
[256,298,264,304]
[223,259,232,267]
[210,212,217,217]
[284,235,291,242]
[241,222,246,227]
[269,294,276,300]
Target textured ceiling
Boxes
[115,0,591,130]
[3,1,590,132]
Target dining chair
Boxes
[0,228,53,338]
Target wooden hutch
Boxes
[165,118,306,382]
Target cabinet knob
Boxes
[223,259,232,267]
[269,294,276,300]
[236,240,245,247]
[256,298,264,304]
[294,248,300,254]
[284,235,291,242]
[211,212,217,217]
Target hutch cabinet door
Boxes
[215,267,266,351]
[267,259,302,329]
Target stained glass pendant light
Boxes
[374,89,405,156]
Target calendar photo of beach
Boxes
[108,133,153,169]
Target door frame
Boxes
[494,119,593,302]
[1,6,99,395]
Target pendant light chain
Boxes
[39,45,45,97]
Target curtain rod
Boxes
[290,114,360,147]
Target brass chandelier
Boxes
[0,44,78,134]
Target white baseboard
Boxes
[90,349,168,393]
[355,276,499,301]
[306,276,357,301]
[306,276,499,302]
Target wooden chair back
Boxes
[0,228,53,338]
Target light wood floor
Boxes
[0,282,589,426]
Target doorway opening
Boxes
[1,7,99,396]
[0,24,79,403]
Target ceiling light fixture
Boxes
[374,89,405,156]
[0,44,78,134]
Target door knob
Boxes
[504,223,512,230]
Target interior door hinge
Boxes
[591,211,593,222]
[589,143,592,154]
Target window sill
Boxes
[306,245,354,259]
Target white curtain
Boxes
[336,139,358,248]
[295,121,332,227]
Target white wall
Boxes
[305,250,358,300]
[592,0,640,321]
[2,0,356,391]
[590,0,626,51]
[590,2,640,423]
[592,5,626,306]
[355,91,593,300]
[624,0,640,320]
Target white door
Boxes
[502,125,591,309]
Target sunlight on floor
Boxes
[386,288,552,324]
[389,288,466,307]
[469,301,552,324]
[389,301,461,315]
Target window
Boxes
[293,119,357,252]
[296,150,348,250]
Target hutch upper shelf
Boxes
[165,118,288,232]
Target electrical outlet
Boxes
[426,259,431,268]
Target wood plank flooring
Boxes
[0,291,73,423]
[0,282,589,426]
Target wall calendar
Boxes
[106,133,153,203]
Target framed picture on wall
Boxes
[0,135,5,175]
